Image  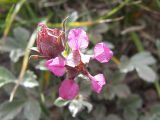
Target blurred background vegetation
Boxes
[0,0,160,120]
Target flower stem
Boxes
[9,30,37,102]
[130,32,144,52]
[112,56,121,65]
[154,80,160,97]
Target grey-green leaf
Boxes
[0,100,25,120]
[0,67,16,87]
[123,109,138,120]
[80,101,93,113]
[9,49,24,62]
[118,94,142,110]
[54,97,69,107]
[136,65,157,82]
[114,84,131,98]
[67,11,78,22]
[21,70,38,88]
[13,27,30,48]
[69,100,83,117]
[119,56,134,73]
[131,52,156,66]
[106,114,122,120]
[24,99,41,120]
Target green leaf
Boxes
[119,52,157,82]
[92,105,106,120]
[156,39,160,49]
[36,60,48,71]
[68,98,92,117]
[156,39,160,57]
[94,23,109,34]
[118,94,142,110]
[69,100,83,117]
[80,101,93,113]
[140,112,160,120]
[114,84,131,98]
[0,67,16,87]
[140,104,160,120]
[77,74,92,96]
[54,97,69,107]
[131,52,156,66]
[21,70,38,88]
[0,37,18,51]
[67,11,78,22]
[123,109,138,120]
[0,27,30,62]
[103,85,116,100]
[13,27,30,48]
[106,114,122,120]
[0,100,25,120]
[110,71,125,84]
[24,99,41,120]
[9,49,24,62]
[119,56,134,73]
[30,47,39,52]
[136,65,157,82]
[150,104,160,114]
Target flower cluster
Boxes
[36,23,113,100]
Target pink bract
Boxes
[94,42,113,63]
[45,56,65,76]
[59,80,79,100]
[68,28,89,50]
[88,73,106,93]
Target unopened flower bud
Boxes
[36,23,65,59]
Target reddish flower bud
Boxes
[36,23,65,59]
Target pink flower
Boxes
[68,28,89,50]
[45,56,65,76]
[36,23,64,59]
[88,73,106,93]
[94,42,113,63]
[59,79,79,100]
[36,27,113,100]
[66,29,111,95]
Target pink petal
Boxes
[94,42,113,63]
[45,56,65,76]
[66,50,81,67]
[68,28,89,50]
[59,80,79,100]
[88,73,106,93]
[80,52,93,64]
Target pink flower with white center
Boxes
[38,27,113,100]
[94,42,113,63]
[59,79,79,100]
[65,28,112,94]
[45,56,65,76]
